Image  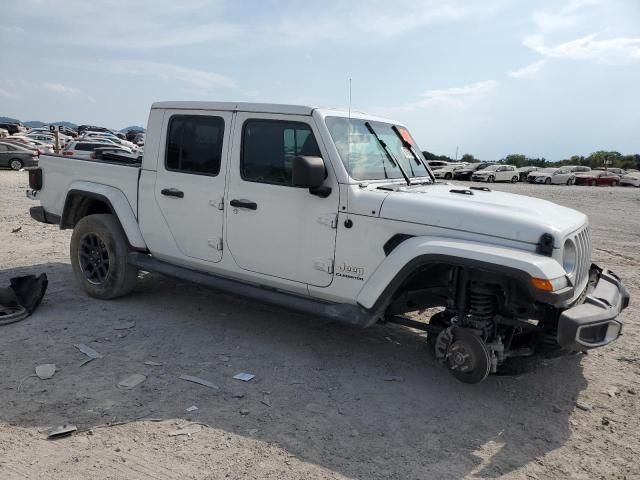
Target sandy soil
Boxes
[0,169,638,480]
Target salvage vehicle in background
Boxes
[453,162,491,180]
[517,166,539,182]
[527,167,576,185]
[27,101,629,384]
[62,140,130,159]
[620,172,640,187]
[0,142,38,170]
[433,163,466,180]
[574,171,621,186]
[426,160,450,170]
[471,164,518,183]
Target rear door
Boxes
[153,110,232,263]
[225,112,339,287]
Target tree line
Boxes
[422,151,640,170]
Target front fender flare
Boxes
[357,236,567,311]
[61,181,147,250]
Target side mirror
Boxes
[292,156,331,198]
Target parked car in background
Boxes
[574,171,621,186]
[2,136,53,154]
[517,166,539,182]
[565,165,591,174]
[133,132,145,146]
[81,132,138,151]
[620,172,640,187]
[433,163,466,180]
[472,164,518,183]
[527,167,576,185]
[62,141,129,159]
[453,162,491,180]
[0,122,27,135]
[0,142,39,170]
[594,167,626,176]
[426,160,450,170]
[0,128,9,138]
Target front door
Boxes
[154,110,232,263]
[225,113,339,287]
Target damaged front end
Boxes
[0,274,48,325]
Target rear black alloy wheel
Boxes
[78,233,110,285]
[9,159,24,171]
[488,175,495,183]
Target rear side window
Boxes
[166,115,224,176]
[241,119,320,185]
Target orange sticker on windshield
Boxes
[397,127,414,145]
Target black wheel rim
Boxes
[79,233,110,285]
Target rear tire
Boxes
[611,180,618,187]
[70,214,138,299]
[445,173,452,180]
[544,177,551,185]
[488,175,495,183]
[591,180,597,186]
[9,159,24,170]
[511,176,518,183]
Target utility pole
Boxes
[455,146,459,161]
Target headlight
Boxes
[563,238,577,275]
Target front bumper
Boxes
[557,267,629,351]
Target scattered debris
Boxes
[118,374,147,389]
[576,402,593,412]
[233,372,255,382]
[219,356,230,363]
[231,393,245,399]
[168,424,202,437]
[35,364,56,380]
[248,428,258,435]
[239,409,250,416]
[628,388,636,395]
[0,274,48,326]
[552,404,562,413]
[383,376,405,382]
[11,226,22,233]
[602,416,612,426]
[289,380,305,385]
[74,343,103,359]
[186,405,198,412]
[78,358,95,367]
[260,396,272,407]
[350,429,359,437]
[144,361,163,366]
[47,424,77,439]
[113,320,136,330]
[179,374,219,390]
[606,387,619,398]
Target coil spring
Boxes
[468,286,496,320]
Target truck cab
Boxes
[27,101,629,384]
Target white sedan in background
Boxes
[527,167,576,185]
[433,163,467,180]
[620,172,640,187]
[471,164,519,183]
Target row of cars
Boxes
[429,161,640,187]
[0,122,146,170]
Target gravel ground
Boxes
[0,170,638,480]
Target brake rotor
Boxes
[445,328,491,384]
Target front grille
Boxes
[571,226,592,290]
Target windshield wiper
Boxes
[365,122,411,186]
[391,125,436,184]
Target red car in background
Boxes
[574,170,621,186]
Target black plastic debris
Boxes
[0,274,48,326]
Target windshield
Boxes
[325,116,430,182]
[540,168,557,173]
[482,165,499,171]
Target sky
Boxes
[0,0,639,160]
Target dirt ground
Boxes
[0,169,638,480]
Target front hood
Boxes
[378,184,586,246]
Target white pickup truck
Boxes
[27,101,629,383]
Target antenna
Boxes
[348,78,352,119]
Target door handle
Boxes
[161,188,184,198]
[230,199,258,210]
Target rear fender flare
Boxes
[357,236,567,313]
[61,181,147,250]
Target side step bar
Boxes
[127,252,371,326]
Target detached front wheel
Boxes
[70,214,138,299]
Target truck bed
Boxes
[36,154,141,218]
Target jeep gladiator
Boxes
[26,101,629,383]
